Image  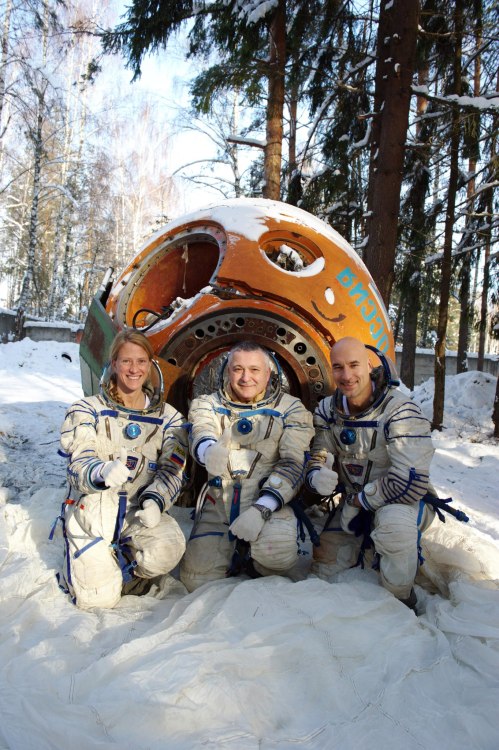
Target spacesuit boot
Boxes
[400,587,417,612]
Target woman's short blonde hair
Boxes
[109,329,154,363]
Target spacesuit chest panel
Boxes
[217,406,284,478]
[223,408,283,449]
[95,408,162,466]
[331,417,390,492]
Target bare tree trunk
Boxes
[17,3,50,315]
[457,0,482,374]
[493,375,499,439]
[58,223,73,315]
[286,78,301,206]
[17,102,44,312]
[263,0,286,200]
[477,193,492,370]
[0,0,12,131]
[47,34,82,320]
[228,94,242,197]
[477,69,498,370]
[432,0,463,431]
[400,287,418,388]
[400,69,430,389]
[363,0,420,306]
[457,263,471,373]
[470,246,481,352]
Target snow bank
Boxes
[412,369,496,438]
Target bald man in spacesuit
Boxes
[305,336,435,610]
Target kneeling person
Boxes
[180,342,314,592]
[58,330,188,609]
[305,337,435,610]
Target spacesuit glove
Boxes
[100,449,130,487]
[340,502,361,534]
[310,453,338,496]
[229,506,265,542]
[135,498,162,528]
[203,428,231,476]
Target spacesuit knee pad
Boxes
[371,505,419,557]
[179,532,233,592]
[73,577,123,610]
[65,543,123,610]
[250,508,298,572]
[132,515,186,577]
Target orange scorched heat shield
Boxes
[80,198,394,414]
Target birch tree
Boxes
[432,0,464,431]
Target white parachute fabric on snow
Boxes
[0,488,498,749]
[1,340,499,750]
[418,516,499,596]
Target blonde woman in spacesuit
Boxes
[57,329,188,609]
[180,341,314,592]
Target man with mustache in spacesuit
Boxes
[180,341,314,592]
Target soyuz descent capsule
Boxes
[80,198,394,413]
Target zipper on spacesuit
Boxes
[244,452,261,479]
[144,425,159,442]
[362,431,377,486]
[263,417,274,439]
[134,455,145,476]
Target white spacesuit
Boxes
[306,360,435,603]
[180,356,314,592]
[57,363,188,609]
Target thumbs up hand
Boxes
[100,448,130,487]
[310,453,338,496]
[204,428,231,477]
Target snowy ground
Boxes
[0,339,498,750]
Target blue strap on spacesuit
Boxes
[50,498,77,602]
[288,497,321,547]
[236,408,282,418]
[99,410,162,425]
[73,537,104,559]
[416,493,470,565]
[49,499,67,541]
[49,493,135,580]
[228,480,242,542]
[416,498,425,564]
[127,414,163,425]
[348,510,375,569]
[421,493,469,523]
[213,406,282,418]
[411,493,469,568]
[109,490,137,583]
[340,419,379,428]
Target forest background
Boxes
[0,0,497,431]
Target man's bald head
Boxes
[331,337,370,364]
